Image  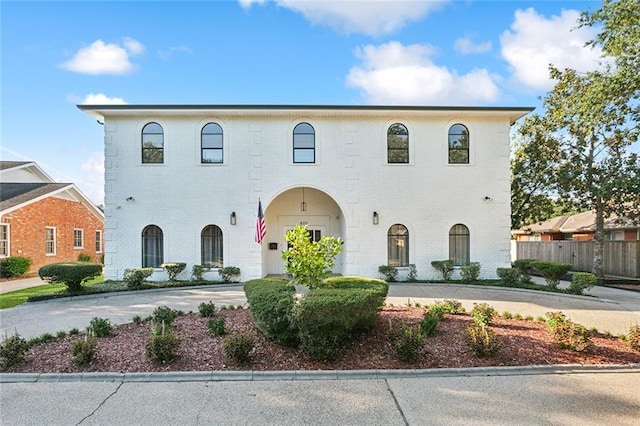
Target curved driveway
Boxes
[1,282,639,339]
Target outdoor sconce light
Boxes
[230,212,237,225]
[125,196,135,202]
[373,211,379,225]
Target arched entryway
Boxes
[262,187,346,276]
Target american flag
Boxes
[255,199,266,244]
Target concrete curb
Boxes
[2,364,638,383]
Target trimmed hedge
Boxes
[0,256,32,278]
[38,262,102,292]
[295,277,389,361]
[243,278,298,345]
[243,276,389,360]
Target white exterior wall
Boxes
[95,106,528,281]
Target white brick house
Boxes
[79,105,532,281]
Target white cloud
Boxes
[500,8,603,90]
[81,93,127,105]
[345,41,500,105]
[80,152,105,205]
[242,0,446,36]
[61,38,145,75]
[238,0,266,9]
[454,36,492,54]
[158,45,194,60]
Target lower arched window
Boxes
[142,225,163,268]
[449,224,470,266]
[201,225,223,268]
[388,224,409,266]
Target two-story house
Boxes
[79,105,532,281]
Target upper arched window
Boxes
[448,124,469,164]
[449,224,470,266]
[142,122,164,164]
[387,123,409,163]
[201,225,223,268]
[293,123,315,163]
[387,224,409,267]
[142,225,163,268]
[201,123,223,164]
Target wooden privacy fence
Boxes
[515,241,640,278]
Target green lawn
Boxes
[0,275,104,309]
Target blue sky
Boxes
[1,0,611,205]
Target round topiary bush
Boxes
[38,262,102,292]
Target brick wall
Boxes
[1,196,104,272]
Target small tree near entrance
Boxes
[282,224,343,289]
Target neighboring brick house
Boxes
[512,210,639,242]
[79,104,532,281]
[0,161,105,273]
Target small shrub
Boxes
[406,264,418,282]
[207,317,227,336]
[389,322,426,362]
[69,328,79,335]
[496,267,523,286]
[223,332,254,364]
[512,259,535,275]
[161,263,186,281]
[0,256,32,278]
[470,303,497,327]
[625,324,640,352]
[530,261,572,289]
[132,315,142,325]
[56,330,67,338]
[72,333,97,366]
[151,306,180,326]
[88,317,112,338]
[514,314,523,320]
[502,311,513,319]
[0,332,30,368]
[545,311,568,332]
[419,312,439,336]
[146,324,180,364]
[439,299,464,315]
[191,264,206,281]
[28,333,54,345]
[525,315,534,321]
[218,266,241,283]
[431,260,454,280]
[77,253,92,262]
[466,324,501,356]
[38,262,102,292]
[553,321,592,351]
[123,268,154,289]
[198,301,216,317]
[378,265,398,282]
[460,262,481,283]
[566,272,597,295]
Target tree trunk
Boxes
[592,201,605,281]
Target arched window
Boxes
[448,124,469,164]
[142,225,163,267]
[387,123,409,163]
[387,224,409,266]
[201,123,223,163]
[449,224,470,266]
[201,225,223,268]
[293,123,315,163]
[142,122,164,164]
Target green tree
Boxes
[282,224,343,289]
[516,0,640,278]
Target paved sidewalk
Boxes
[0,277,47,294]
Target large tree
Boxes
[515,0,640,279]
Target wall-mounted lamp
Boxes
[483,196,493,201]
[125,196,135,202]
[230,211,237,225]
[373,211,379,225]
[300,187,307,212]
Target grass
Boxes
[0,275,104,309]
